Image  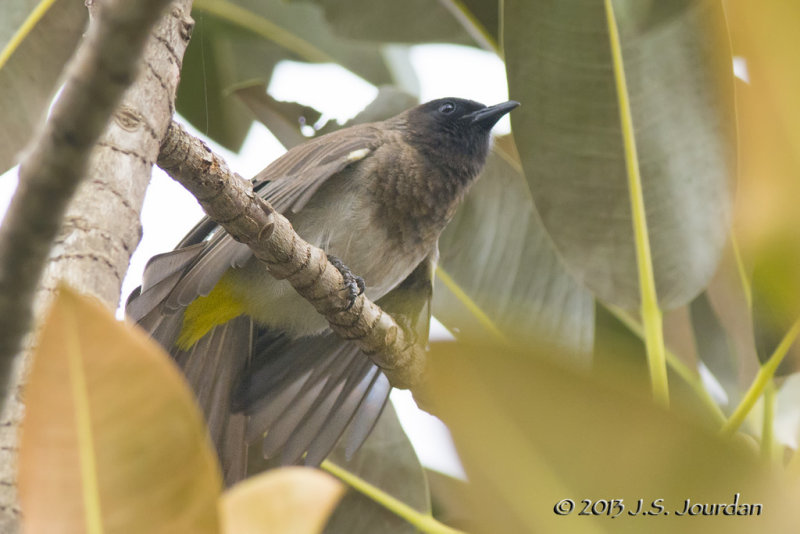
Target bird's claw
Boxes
[327,254,365,310]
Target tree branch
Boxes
[158,120,427,391]
[0,0,183,404]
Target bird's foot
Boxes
[327,254,365,310]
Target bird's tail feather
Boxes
[237,328,390,468]
[173,315,252,485]
[126,235,392,486]
[128,260,390,485]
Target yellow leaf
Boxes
[221,467,344,534]
[19,286,222,533]
[729,1,800,258]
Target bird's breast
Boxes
[227,163,435,337]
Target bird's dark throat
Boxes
[371,145,481,251]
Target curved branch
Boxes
[158,120,427,391]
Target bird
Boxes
[126,97,519,485]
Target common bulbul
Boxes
[127,97,519,484]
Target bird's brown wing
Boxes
[252,122,384,214]
[128,123,385,318]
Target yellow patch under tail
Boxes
[176,271,245,350]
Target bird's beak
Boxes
[465,100,520,127]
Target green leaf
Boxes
[751,240,800,375]
[690,291,742,408]
[306,0,473,45]
[426,469,471,531]
[234,83,321,149]
[323,403,430,534]
[176,15,263,151]
[593,302,729,425]
[0,0,87,174]
[19,287,221,533]
[180,0,393,151]
[435,145,595,358]
[752,245,800,365]
[457,0,499,48]
[427,339,794,533]
[504,0,736,310]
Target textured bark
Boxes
[158,121,428,391]
[0,1,194,529]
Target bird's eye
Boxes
[438,102,456,114]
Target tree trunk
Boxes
[0,1,194,529]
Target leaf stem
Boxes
[438,0,499,54]
[321,460,467,534]
[604,0,668,407]
[435,267,509,345]
[192,0,334,64]
[721,317,800,437]
[0,0,59,71]
[731,236,752,309]
[606,305,725,423]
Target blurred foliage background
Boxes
[4,0,800,532]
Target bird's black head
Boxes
[402,97,520,181]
